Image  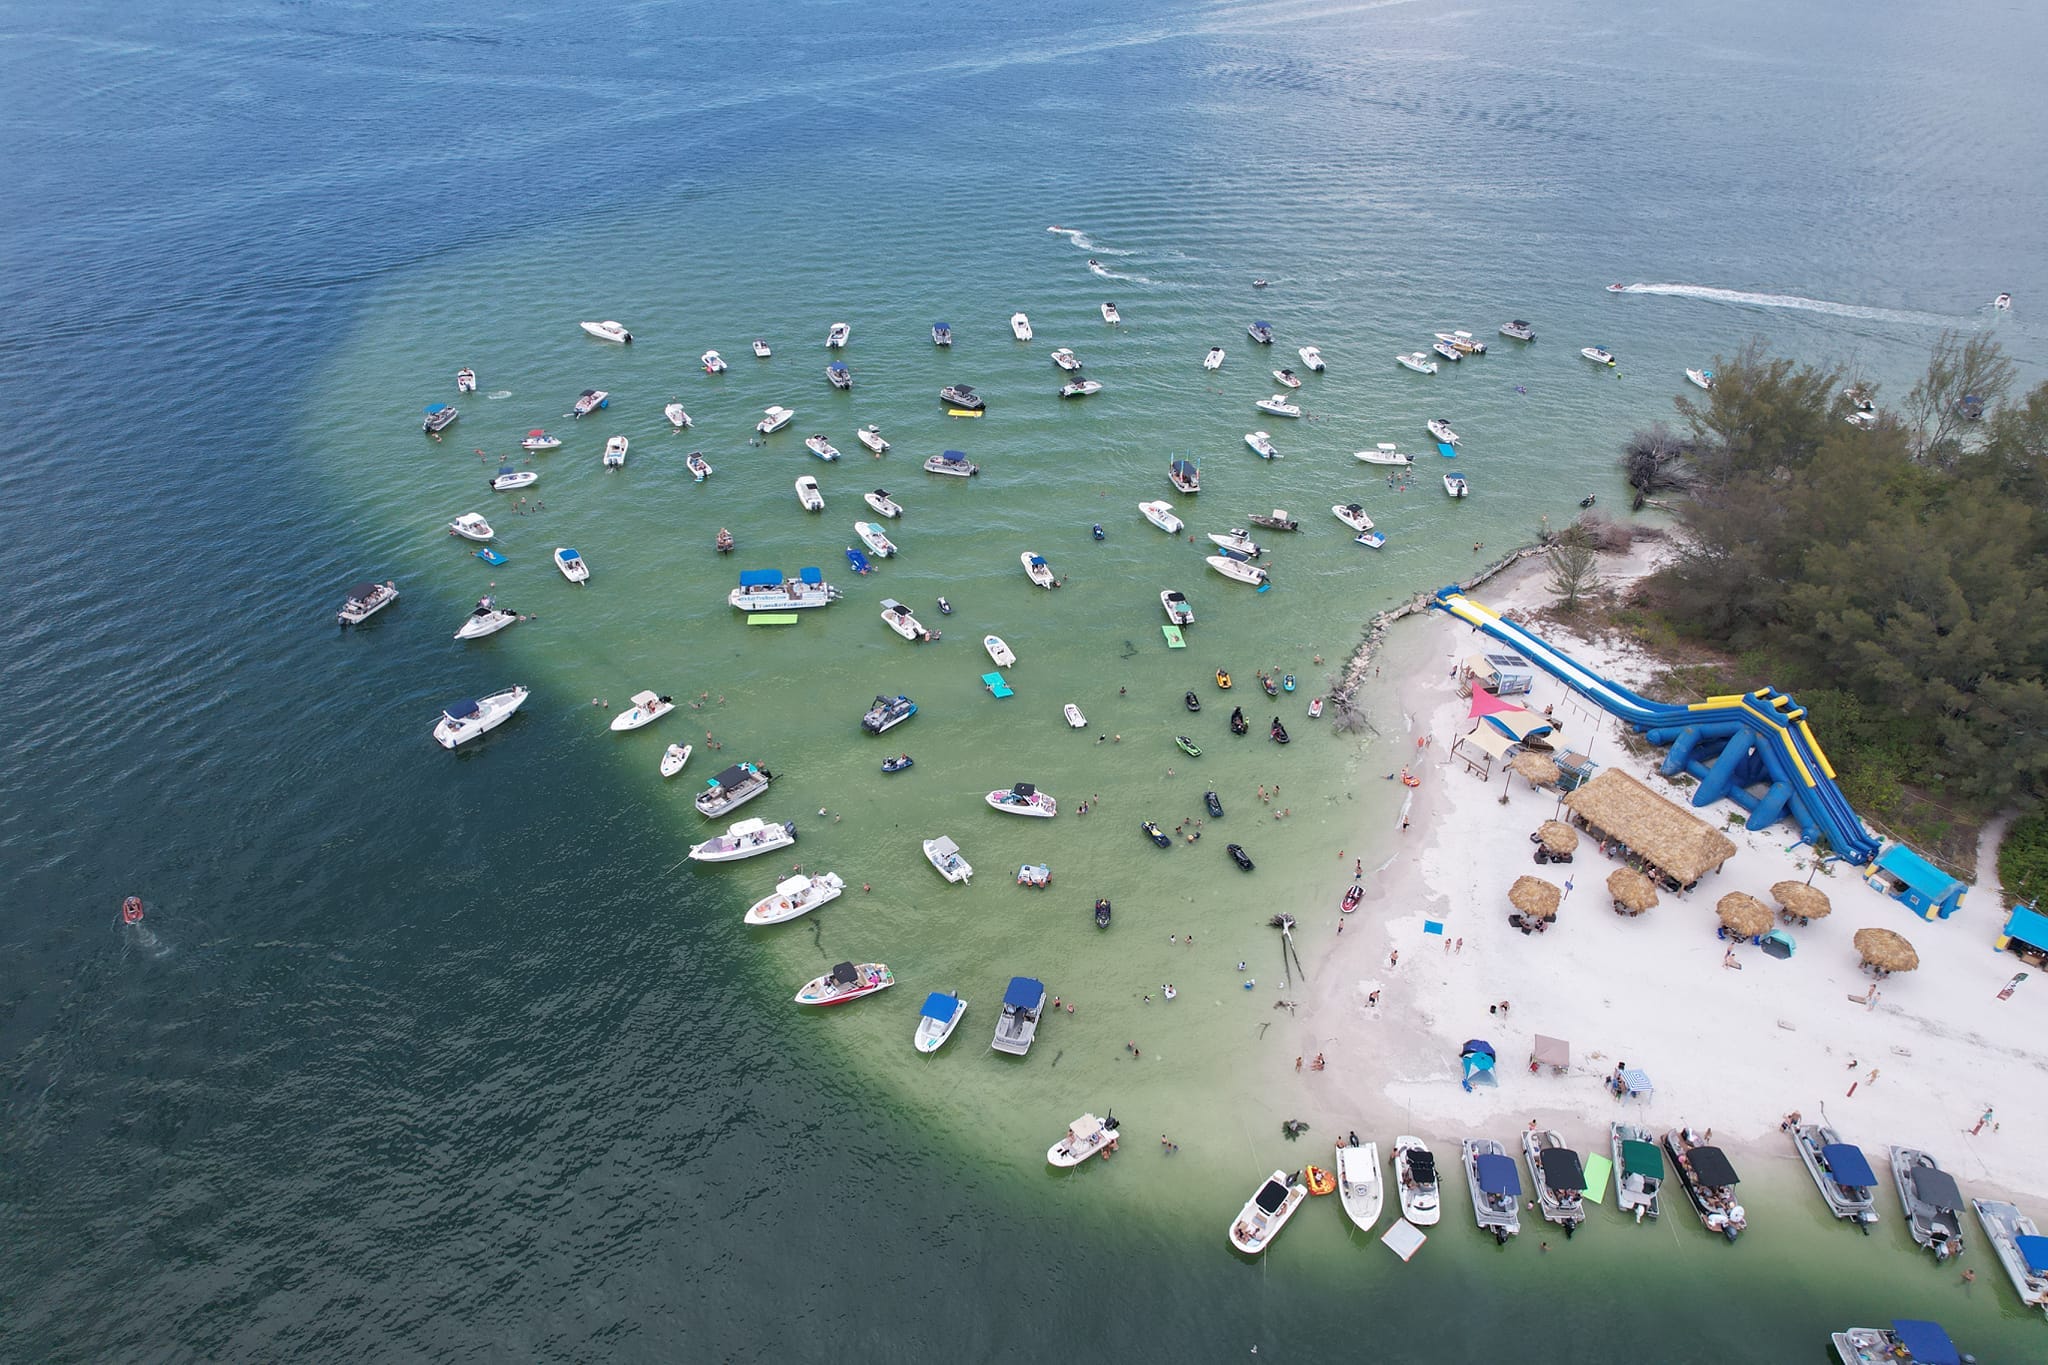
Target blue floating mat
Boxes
[475,547,506,565]
[1436,442,1458,460]
[1424,920,1444,936]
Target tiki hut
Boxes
[1509,875,1562,921]
[1715,892,1774,939]
[1535,820,1579,855]
[1853,926,1920,974]
[1561,770,1738,891]
[1608,867,1660,916]
[1771,880,1833,922]
[1509,751,1561,790]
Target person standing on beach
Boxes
[1971,1107,1994,1134]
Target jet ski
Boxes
[936,597,952,615]
[1229,707,1248,736]
[882,754,914,773]
[1092,524,1106,541]
[1205,791,1224,818]
[1142,821,1172,848]
[1175,735,1202,757]
[1227,844,1255,871]
[1341,884,1364,914]
[1185,691,1201,712]
[1270,718,1290,744]
[1094,898,1112,928]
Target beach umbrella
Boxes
[1509,875,1562,921]
[1853,926,1920,973]
[1771,880,1833,920]
[1535,820,1579,855]
[1509,751,1561,789]
[1715,892,1773,939]
[1607,867,1659,915]
[1459,1039,1496,1092]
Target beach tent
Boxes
[1887,1320,1960,1365]
[1530,1035,1569,1072]
[1380,1218,1427,1263]
[1618,1068,1653,1099]
[1481,708,1559,746]
[1459,1040,1496,1092]
[1453,725,1515,776]
[1995,904,2048,959]
[1864,843,1967,921]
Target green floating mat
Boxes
[747,613,800,626]
[1162,625,1186,648]
[1580,1153,1612,1204]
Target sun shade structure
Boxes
[1509,876,1562,920]
[1474,1153,1521,1197]
[1853,926,1920,972]
[1607,867,1660,914]
[1563,770,1738,887]
[1685,1145,1739,1187]
[1888,1320,1960,1365]
[1620,1139,1664,1181]
[1715,892,1774,938]
[1771,880,1832,919]
[1821,1143,1877,1188]
[1538,1147,1585,1191]
[1531,1035,1570,1069]
[1908,1165,1960,1211]
[1508,751,1561,788]
[1535,820,1578,854]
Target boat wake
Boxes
[1607,282,1956,327]
[1047,226,1133,255]
[1089,261,1155,283]
[486,389,513,400]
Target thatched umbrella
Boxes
[1715,892,1773,939]
[1509,875,1562,921]
[1608,867,1659,915]
[1771,880,1833,921]
[1535,820,1579,855]
[1853,926,1920,973]
[1509,751,1561,789]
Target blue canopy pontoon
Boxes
[1822,1144,1877,1187]
[1889,1319,1960,1365]
[738,568,781,587]
[1474,1153,1521,1196]
[2016,1233,2048,1274]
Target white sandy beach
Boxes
[1284,543,2048,1206]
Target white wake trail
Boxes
[1611,282,1959,327]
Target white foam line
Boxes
[1612,282,1958,327]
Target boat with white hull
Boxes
[337,580,399,626]
[984,634,1016,666]
[572,389,608,418]
[1524,1130,1588,1233]
[602,435,628,468]
[1050,348,1080,371]
[521,429,562,451]
[1059,378,1101,398]
[986,782,1056,817]
[1431,340,1462,364]
[701,350,727,373]
[752,338,771,358]
[991,976,1046,1054]
[687,816,796,863]
[879,598,933,641]
[1160,590,1194,626]
[454,597,517,640]
[804,434,842,462]
[1298,345,1324,372]
[1335,1139,1384,1233]
[855,521,898,558]
[1611,1122,1665,1223]
[914,992,966,1052]
[863,489,902,518]
[1101,302,1121,324]
[1356,443,1411,467]
[1443,473,1469,498]
[432,686,527,749]
[1891,1147,1964,1259]
[923,835,972,883]
[794,961,892,1006]
[861,694,917,734]
[1396,351,1438,375]
[1666,1128,1746,1240]
[1205,555,1269,587]
[1203,347,1225,370]
[1465,1138,1522,1242]
[825,362,852,390]
[1139,500,1183,533]
[609,690,674,731]
[856,425,890,455]
[1049,1113,1120,1167]
[1255,394,1301,418]
[491,467,538,492]
[1010,312,1033,340]
[1332,503,1374,533]
[447,512,495,543]
[1792,1122,1880,1228]
[1971,1198,2048,1313]
[694,761,774,817]
[579,320,632,344]
[1021,552,1056,589]
[1438,330,1486,355]
[757,405,795,434]
[924,450,978,476]
[795,476,825,511]
[1427,418,1460,446]
[686,452,713,481]
[825,322,850,348]
[1394,1136,1441,1226]
[1500,320,1536,341]
[660,743,692,778]
[1229,1171,1308,1255]
[1685,367,1715,391]
[554,547,590,583]
[745,872,845,926]
[1207,530,1262,557]
[1245,431,1278,459]
[730,568,839,611]
[1581,346,1617,366]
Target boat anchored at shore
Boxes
[1229,1171,1307,1255]
[795,961,892,1006]
[1394,1136,1441,1226]
[1335,1137,1383,1233]
[1049,1113,1120,1167]
[1792,1122,1880,1229]
[1611,1122,1665,1223]
[1666,1128,1746,1240]
[1465,1139,1522,1243]
[1524,1130,1588,1234]
[1971,1197,2048,1313]
[688,816,797,863]
[1892,1148,1964,1259]
[745,872,845,926]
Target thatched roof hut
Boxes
[1509,875,1562,920]
[1535,820,1579,855]
[1853,926,1919,973]
[1607,867,1660,915]
[1509,751,1561,789]
[1716,892,1774,938]
[1771,880,1832,920]
[1562,770,1738,889]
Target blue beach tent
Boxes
[1997,903,2048,954]
[1866,844,1967,921]
[1459,1039,1497,1092]
[1474,1153,1521,1197]
[1888,1320,1959,1365]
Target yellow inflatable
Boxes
[1303,1165,1336,1196]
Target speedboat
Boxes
[487,463,535,491]
[455,367,476,392]
[1245,431,1278,459]
[1139,500,1183,533]
[554,547,589,582]
[1611,1122,1665,1223]
[1970,1198,2048,1311]
[1207,529,1262,557]
[1524,1130,1587,1232]
[1247,509,1298,531]
[1336,1139,1384,1233]
[1500,319,1536,341]
[1829,1323,1966,1365]
[657,744,693,780]
[924,450,978,476]
[686,452,713,482]
[826,322,850,348]
[986,782,1057,817]
[1438,330,1486,355]
[856,424,890,455]
[1443,472,1469,498]
[1229,1171,1307,1255]
[1101,301,1121,324]
[447,512,495,542]
[1020,552,1056,589]
[431,686,528,749]
[1050,348,1080,371]
[825,362,852,390]
[610,690,675,732]
[664,403,692,429]
[454,596,518,640]
[1396,351,1438,375]
[1332,502,1373,533]
[688,816,797,864]
[804,434,842,461]
[932,322,952,346]
[1203,347,1225,370]
[1207,555,1268,587]
[795,476,825,511]
[1255,394,1301,418]
[855,521,897,558]
[752,338,772,357]
[701,350,727,373]
[1464,1139,1522,1243]
[915,992,967,1052]
[602,435,628,467]
[1298,345,1324,372]
[1791,1122,1880,1228]
[794,961,893,1006]
[1665,1128,1746,1240]
[1606,283,1627,292]
[1426,418,1460,446]
[1994,292,2012,310]
[579,320,632,344]
[991,976,1047,1054]
[939,383,983,411]
[923,835,973,883]
[336,580,398,627]
[572,388,609,417]
[757,405,795,434]
[1356,443,1411,467]
[1246,321,1274,344]
[1050,1114,1119,1168]
[1892,1148,1964,1260]
[1160,589,1194,625]
[1685,367,1715,391]
[745,872,845,926]
[1059,379,1102,398]
[1009,312,1033,340]
[863,489,901,518]
[860,693,917,734]
[728,569,839,611]
[1141,821,1171,848]
[422,403,459,433]
[1064,703,1086,728]
[1272,369,1301,390]
[1168,459,1200,492]
[695,761,774,817]
[1395,1136,1441,1226]
[879,597,931,641]
[1431,340,1462,364]
[521,429,561,451]
[1581,346,1617,366]
[984,634,1016,666]
[1226,843,1253,870]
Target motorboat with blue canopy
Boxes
[729,566,838,612]
[1793,1121,1880,1226]
[992,976,1047,1055]
[1824,1144,1877,1188]
[1466,1141,1522,1242]
[1888,1320,1961,1365]
[2019,1233,2048,1272]
[914,991,967,1053]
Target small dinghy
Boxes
[1185,691,1202,712]
[660,743,693,778]
[1094,898,1112,928]
[610,690,675,732]
[915,992,967,1052]
[746,872,845,926]
[1227,843,1254,871]
[686,452,713,482]
[794,961,893,1007]
[1175,735,1201,757]
[521,429,561,451]
[714,528,734,554]
[453,596,519,640]
[1269,718,1290,744]
[1064,703,1087,729]
[491,466,538,492]
[1216,669,1233,690]
[665,402,693,429]
[1141,821,1171,848]
[881,754,914,773]
[1341,884,1363,914]
[1205,790,1223,817]
[1260,673,1280,697]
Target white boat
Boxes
[1971,1198,2048,1313]
[1581,346,1617,366]
[914,992,967,1052]
[665,402,692,429]
[1396,351,1438,375]
[795,476,825,511]
[1432,340,1462,363]
[984,634,1016,666]
[1244,431,1278,459]
[490,468,537,492]
[752,338,772,358]
[1247,509,1298,531]
[554,547,589,583]
[1246,321,1274,344]
[579,320,632,344]
[1203,347,1225,370]
[1830,1324,1966,1365]
[1160,589,1193,625]
[1438,330,1486,355]
[1464,1138,1522,1242]
[1331,502,1373,533]
[1791,1122,1880,1227]
[688,816,797,863]
[744,871,845,926]
[991,976,1046,1054]
[1050,348,1080,371]
[879,597,929,641]
[856,424,890,455]
[757,405,795,434]
[686,452,713,482]
[1010,312,1033,340]
[1298,345,1324,372]
[1173,454,1204,490]
[1063,703,1086,728]
[826,322,850,348]
[338,579,399,627]
[609,689,675,732]
[1426,418,1460,446]
[1524,1130,1588,1231]
[1499,320,1536,341]
[1049,1113,1120,1168]
[825,361,852,390]
[431,686,528,749]
[803,435,841,463]
[1207,529,1262,557]
[694,760,775,817]
[1255,394,1301,418]
[521,429,562,451]
[794,961,893,1006]
[1611,1121,1665,1223]
[602,435,628,467]
[572,389,608,418]
[446,512,495,543]
[1892,1147,1964,1260]
[1138,500,1183,533]
[863,489,902,518]
[1229,1171,1308,1255]
[1685,367,1715,391]
[939,383,983,410]
[1666,1128,1747,1241]
[1335,1140,1384,1233]
[729,569,839,611]
[985,782,1056,817]
[1020,552,1056,589]
[924,450,978,476]
[660,743,692,778]
[923,835,973,883]
[1059,379,1102,398]
[453,596,518,640]
[1443,473,1469,498]
[1393,1136,1441,1226]
[1205,555,1269,586]
[932,322,953,346]
[1101,301,1121,324]
[855,521,898,558]
[700,350,727,374]
[1271,368,1301,389]
[1994,292,2013,310]
[1356,442,1411,466]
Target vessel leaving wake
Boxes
[1606,282,1955,327]
[1047,225,1133,255]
